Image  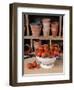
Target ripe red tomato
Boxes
[35,44,61,58]
[53,51,59,57]
[41,52,46,57]
[37,52,42,57]
[38,45,44,52]
[54,46,59,51]
[49,50,54,57]
[41,52,49,57]
[27,63,33,69]
[43,44,49,52]
[35,48,39,55]
[32,61,37,67]
[44,49,49,52]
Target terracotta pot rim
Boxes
[42,18,51,22]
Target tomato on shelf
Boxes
[27,61,40,69]
[32,61,37,68]
[27,63,33,69]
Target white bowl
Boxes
[36,56,56,69]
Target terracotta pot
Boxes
[51,21,59,37]
[30,24,41,37]
[42,18,51,37]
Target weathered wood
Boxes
[24,36,63,40]
[59,16,62,36]
[25,14,29,35]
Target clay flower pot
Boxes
[51,21,59,37]
[30,23,41,37]
[42,18,51,37]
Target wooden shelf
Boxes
[24,36,63,40]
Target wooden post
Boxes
[50,40,51,46]
[30,39,33,48]
[59,16,62,37]
[25,14,29,35]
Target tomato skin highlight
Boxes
[37,52,42,57]
[41,52,46,57]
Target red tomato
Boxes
[35,49,39,55]
[53,51,59,57]
[43,44,49,52]
[41,52,49,57]
[44,49,49,52]
[37,52,42,57]
[49,50,54,57]
[32,61,37,68]
[38,45,44,52]
[41,52,46,57]
[27,63,33,69]
[54,46,59,51]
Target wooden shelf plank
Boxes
[24,36,63,40]
[59,16,62,36]
[25,14,29,35]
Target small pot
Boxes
[42,18,51,37]
[51,21,59,37]
[30,23,41,37]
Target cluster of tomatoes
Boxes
[35,44,60,58]
[27,61,40,69]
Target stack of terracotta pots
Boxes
[51,21,59,37]
[42,18,51,37]
[30,19,59,37]
[30,23,41,37]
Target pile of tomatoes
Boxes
[27,61,40,69]
[35,44,61,58]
